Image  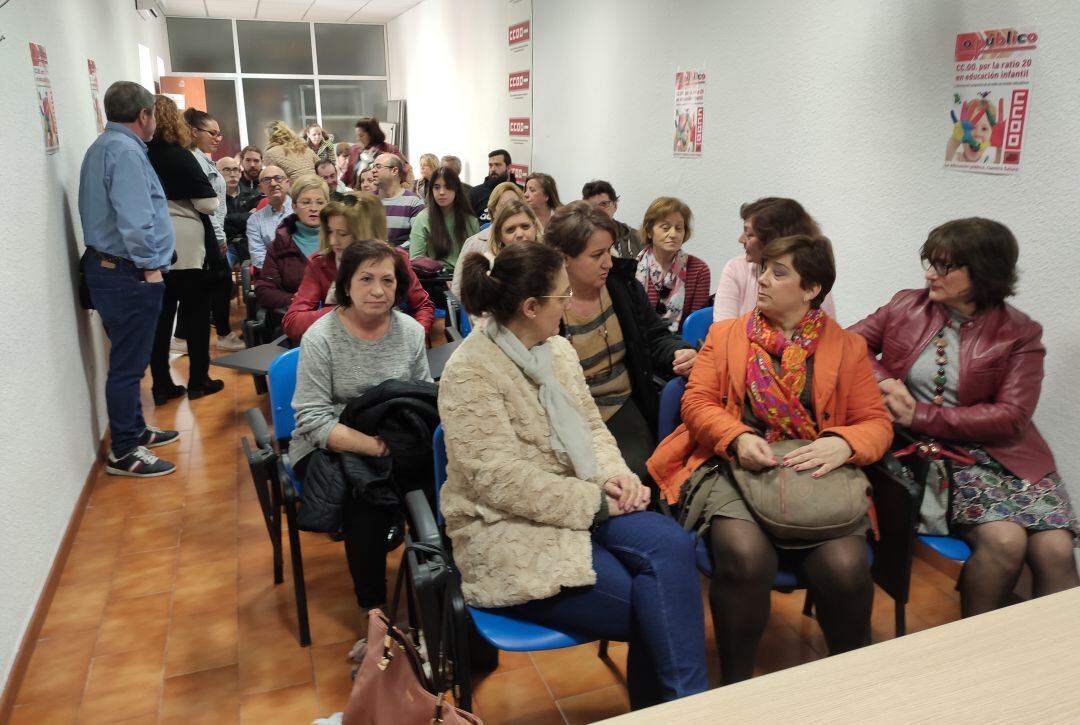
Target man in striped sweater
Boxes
[373,153,424,246]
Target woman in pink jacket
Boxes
[713,197,837,322]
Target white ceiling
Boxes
[163,0,424,24]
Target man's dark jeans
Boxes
[82,251,164,457]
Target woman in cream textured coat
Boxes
[438,243,707,710]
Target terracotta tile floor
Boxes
[7,318,964,724]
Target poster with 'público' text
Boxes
[945,27,1038,175]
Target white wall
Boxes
[0,0,170,693]
[388,0,513,184]
[393,0,1080,496]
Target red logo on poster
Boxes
[509,70,530,93]
[509,164,530,181]
[509,118,531,137]
[509,21,530,46]
[1004,88,1028,159]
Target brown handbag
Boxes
[342,608,482,725]
[729,439,871,541]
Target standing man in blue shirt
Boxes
[79,81,180,477]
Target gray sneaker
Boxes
[105,446,176,477]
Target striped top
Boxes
[564,288,632,421]
[382,189,425,246]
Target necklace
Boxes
[932,320,951,406]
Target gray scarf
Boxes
[482,320,597,479]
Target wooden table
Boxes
[603,588,1080,724]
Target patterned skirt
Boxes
[917,447,1080,545]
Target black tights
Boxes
[958,521,1079,617]
[708,518,873,685]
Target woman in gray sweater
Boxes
[291,239,430,614]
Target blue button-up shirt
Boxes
[246,196,293,269]
[78,122,174,270]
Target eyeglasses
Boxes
[542,289,574,301]
[259,175,286,185]
[921,258,962,276]
[371,163,391,171]
[329,192,360,206]
[196,127,223,138]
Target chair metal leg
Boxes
[598,639,610,659]
[282,493,311,647]
[269,472,284,584]
[895,600,906,637]
[801,590,815,618]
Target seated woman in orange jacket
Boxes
[648,234,891,685]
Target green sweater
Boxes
[408,208,479,272]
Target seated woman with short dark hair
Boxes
[649,234,892,685]
[438,242,707,709]
[291,240,431,616]
[849,218,1080,617]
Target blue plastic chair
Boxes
[432,425,596,651]
[681,306,714,347]
[458,307,472,337]
[241,346,311,645]
[917,535,971,562]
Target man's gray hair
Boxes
[103,81,155,123]
[441,155,462,175]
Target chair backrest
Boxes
[459,308,472,337]
[657,376,687,440]
[433,424,447,525]
[681,306,714,347]
[267,347,301,441]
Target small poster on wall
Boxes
[88,58,105,134]
[29,42,60,154]
[945,27,1038,175]
[674,70,705,157]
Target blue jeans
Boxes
[495,512,707,709]
[82,251,164,457]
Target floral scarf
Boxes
[635,247,688,332]
[745,307,825,442]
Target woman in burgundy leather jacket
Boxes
[849,218,1078,616]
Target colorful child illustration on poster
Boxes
[674,70,705,157]
[89,58,105,134]
[945,27,1037,175]
[29,42,60,154]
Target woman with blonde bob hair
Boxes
[451,198,542,305]
[451,181,525,297]
[414,152,439,199]
[635,196,712,334]
[264,120,320,183]
[283,191,434,341]
[255,175,330,312]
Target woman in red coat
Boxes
[849,218,1079,617]
[282,192,434,342]
[255,176,328,312]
